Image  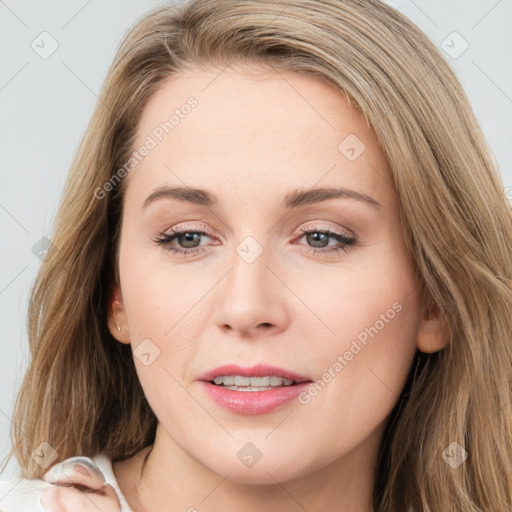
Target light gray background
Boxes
[1,0,511,478]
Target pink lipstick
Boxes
[198,364,313,415]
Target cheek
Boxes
[119,244,208,391]
[302,280,418,399]
[296,239,420,398]
[120,237,199,335]
[296,240,418,347]
[289,265,419,463]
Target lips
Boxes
[197,363,312,384]
[198,364,314,415]
[200,380,313,415]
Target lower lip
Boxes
[199,381,312,415]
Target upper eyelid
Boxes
[162,221,211,235]
[163,219,354,236]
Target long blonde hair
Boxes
[4,1,512,510]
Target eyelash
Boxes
[153,224,356,258]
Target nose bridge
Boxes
[227,233,272,305]
[212,232,288,335]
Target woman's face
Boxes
[109,65,444,484]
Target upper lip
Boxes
[198,364,312,384]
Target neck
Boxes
[113,424,380,512]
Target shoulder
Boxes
[0,453,133,512]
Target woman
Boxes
[1,0,511,511]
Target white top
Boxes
[0,454,134,512]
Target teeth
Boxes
[235,375,251,386]
[212,375,295,387]
[223,386,282,391]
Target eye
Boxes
[153,223,357,257]
[153,224,213,257]
[293,225,356,256]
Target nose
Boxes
[211,241,289,338]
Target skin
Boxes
[105,64,449,512]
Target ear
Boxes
[107,284,131,345]
[416,298,450,354]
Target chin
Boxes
[204,451,311,486]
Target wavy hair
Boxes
[4,1,512,510]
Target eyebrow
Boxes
[142,185,382,211]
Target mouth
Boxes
[209,375,300,391]
[198,364,313,392]
[199,367,314,415]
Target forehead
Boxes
[125,66,395,211]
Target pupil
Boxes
[308,232,328,248]
[181,233,200,248]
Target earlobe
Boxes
[416,302,450,354]
[107,285,131,345]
